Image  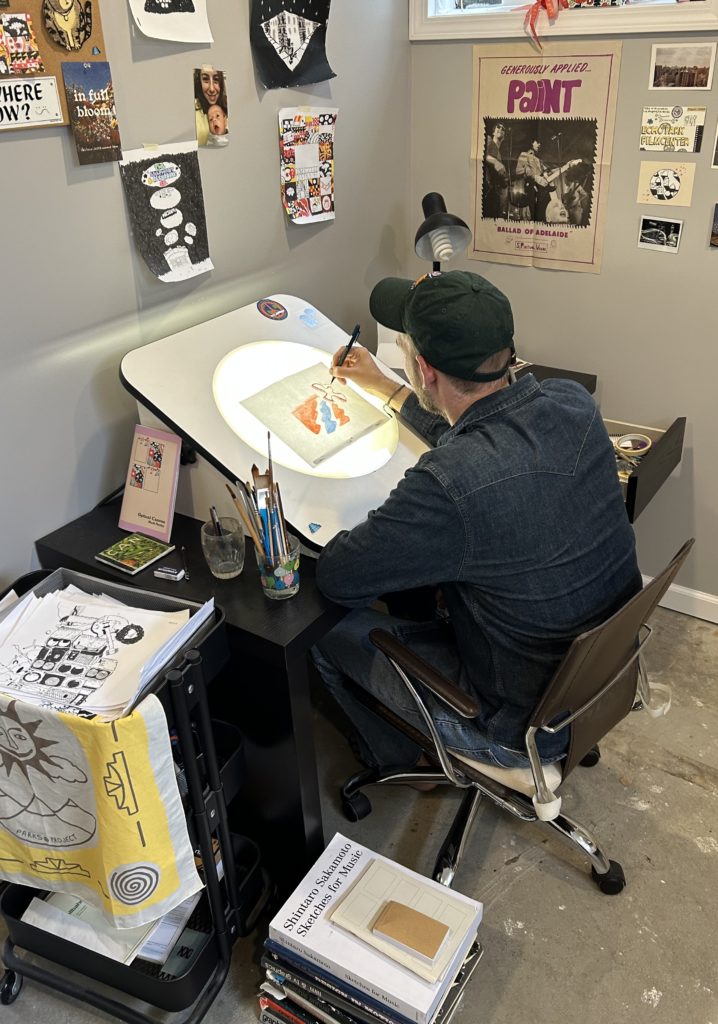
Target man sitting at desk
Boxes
[312,270,640,773]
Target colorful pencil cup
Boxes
[255,534,300,600]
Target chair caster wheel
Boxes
[342,791,372,822]
[0,970,23,1005]
[580,745,601,767]
[592,859,626,895]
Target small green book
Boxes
[95,533,175,575]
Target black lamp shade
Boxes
[414,192,472,264]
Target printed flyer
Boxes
[640,106,705,154]
[470,41,622,274]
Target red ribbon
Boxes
[520,0,569,49]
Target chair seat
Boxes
[450,750,563,798]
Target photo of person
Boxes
[193,66,228,147]
[207,101,229,146]
[481,117,596,226]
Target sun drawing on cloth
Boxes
[293,382,350,436]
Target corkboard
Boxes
[0,0,108,127]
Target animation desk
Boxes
[119,294,596,547]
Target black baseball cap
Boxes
[369,270,514,382]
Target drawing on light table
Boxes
[242,362,389,468]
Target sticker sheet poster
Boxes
[640,106,705,154]
[126,0,213,43]
[251,0,335,90]
[242,362,388,468]
[279,107,337,224]
[119,142,213,284]
[470,42,622,275]
[636,161,695,207]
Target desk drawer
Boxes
[604,417,686,523]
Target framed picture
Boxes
[648,41,716,89]
[410,0,718,40]
[637,215,683,253]
[711,122,718,168]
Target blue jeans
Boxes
[312,608,567,771]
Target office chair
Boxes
[340,539,694,895]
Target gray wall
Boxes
[409,36,716,595]
[0,0,411,590]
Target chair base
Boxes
[340,764,625,894]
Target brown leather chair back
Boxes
[531,539,694,779]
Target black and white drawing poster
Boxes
[250,0,335,90]
[119,142,213,284]
[126,0,212,43]
[470,42,622,275]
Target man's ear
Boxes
[416,354,437,389]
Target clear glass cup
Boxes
[200,517,245,580]
[255,534,300,600]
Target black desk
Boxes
[35,503,347,898]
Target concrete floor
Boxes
[2,606,716,1024]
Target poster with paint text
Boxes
[126,0,212,43]
[279,106,337,224]
[0,1,109,130]
[242,363,388,467]
[119,142,213,283]
[470,42,622,275]
[251,0,334,90]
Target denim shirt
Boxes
[316,374,642,752]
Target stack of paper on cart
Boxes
[0,584,214,720]
[259,833,484,1024]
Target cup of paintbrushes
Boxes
[255,534,301,600]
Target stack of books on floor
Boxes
[259,833,484,1024]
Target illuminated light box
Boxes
[214,341,398,477]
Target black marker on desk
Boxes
[330,323,361,385]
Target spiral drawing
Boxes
[109,863,160,904]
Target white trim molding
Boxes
[410,0,718,40]
[644,576,718,624]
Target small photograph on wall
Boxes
[712,123,718,168]
[710,205,718,248]
[193,67,228,148]
[636,160,695,207]
[638,216,683,253]
[649,42,716,90]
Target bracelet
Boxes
[383,383,408,413]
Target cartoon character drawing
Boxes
[0,699,97,847]
[42,0,92,52]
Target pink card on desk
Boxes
[119,425,182,544]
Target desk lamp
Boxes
[414,192,472,272]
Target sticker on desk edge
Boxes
[308,522,321,534]
[257,298,288,321]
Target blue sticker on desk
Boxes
[308,522,322,534]
[257,298,288,321]
[300,307,320,328]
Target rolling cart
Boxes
[0,568,271,1022]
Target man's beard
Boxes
[406,358,442,416]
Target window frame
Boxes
[409,0,718,40]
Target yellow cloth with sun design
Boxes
[0,693,202,928]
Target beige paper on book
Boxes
[373,900,450,963]
[328,858,479,984]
